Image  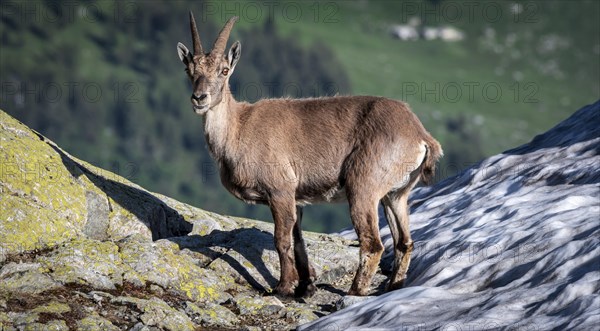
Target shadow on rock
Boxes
[171,228,279,293]
[48,143,192,240]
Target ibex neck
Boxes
[203,89,241,161]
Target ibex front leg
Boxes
[270,194,298,296]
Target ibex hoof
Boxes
[295,280,317,298]
[347,287,370,296]
[274,283,295,297]
[385,279,406,292]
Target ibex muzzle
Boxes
[177,12,443,297]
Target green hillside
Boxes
[1,0,598,232]
[274,0,599,156]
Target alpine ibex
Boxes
[177,13,443,297]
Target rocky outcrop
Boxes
[0,110,366,330]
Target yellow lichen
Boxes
[32,301,71,314]
[1,111,86,253]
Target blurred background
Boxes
[1,0,598,233]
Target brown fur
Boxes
[177,13,443,297]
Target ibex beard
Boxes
[177,12,443,297]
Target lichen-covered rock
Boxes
[285,303,321,325]
[24,319,69,331]
[304,235,359,284]
[83,191,111,240]
[185,301,239,327]
[188,217,223,236]
[117,236,233,303]
[205,227,282,293]
[0,262,60,294]
[136,297,195,331]
[0,110,206,258]
[39,239,124,290]
[76,313,120,331]
[6,312,40,330]
[0,109,87,256]
[31,301,71,314]
[234,294,285,316]
[129,323,161,331]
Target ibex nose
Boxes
[192,93,207,101]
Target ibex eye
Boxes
[222,68,229,76]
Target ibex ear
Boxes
[177,42,192,64]
[227,41,241,70]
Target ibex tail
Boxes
[420,136,443,185]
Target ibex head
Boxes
[177,12,240,115]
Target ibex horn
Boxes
[189,11,203,55]
[212,16,239,56]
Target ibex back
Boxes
[177,13,443,297]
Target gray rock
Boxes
[206,227,281,293]
[24,320,69,331]
[189,218,223,236]
[185,301,239,327]
[285,304,320,325]
[6,311,39,329]
[234,294,285,316]
[239,327,262,331]
[89,291,115,305]
[31,301,71,314]
[0,262,60,294]
[130,322,160,331]
[117,237,233,303]
[77,313,120,331]
[39,239,124,290]
[138,297,195,331]
[305,235,359,284]
[335,295,376,311]
[84,190,110,240]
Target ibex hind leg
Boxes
[293,206,317,298]
[381,197,403,287]
[347,191,384,296]
[382,172,420,291]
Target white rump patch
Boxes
[391,142,427,191]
